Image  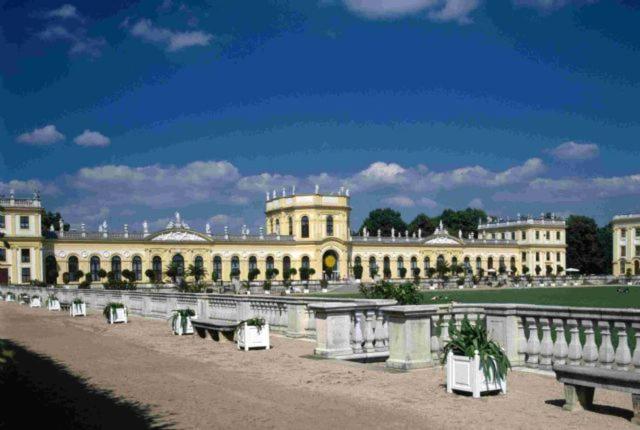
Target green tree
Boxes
[41,212,70,236]
[597,222,613,274]
[359,208,407,236]
[187,264,207,282]
[566,215,605,274]
[408,214,436,236]
[438,208,487,237]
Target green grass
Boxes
[322,285,640,309]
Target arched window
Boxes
[397,256,404,277]
[510,256,516,272]
[411,256,418,270]
[383,256,391,278]
[423,257,430,271]
[213,256,222,280]
[354,256,362,266]
[283,256,291,274]
[326,215,334,236]
[68,256,79,281]
[132,256,142,281]
[476,256,482,270]
[231,256,240,270]
[451,256,458,266]
[195,256,203,270]
[45,256,58,284]
[152,256,162,282]
[266,256,274,271]
[90,256,100,281]
[288,217,293,236]
[499,256,506,271]
[488,257,494,270]
[437,255,445,266]
[368,256,377,277]
[301,216,309,238]
[301,256,310,269]
[270,219,274,234]
[249,256,257,271]
[172,254,184,277]
[111,256,122,281]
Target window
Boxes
[556,231,561,240]
[535,231,540,240]
[213,256,222,280]
[536,252,540,262]
[476,257,482,269]
[68,256,78,281]
[90,256,101,281]
[20,216,29,229]
[423,257,430,270]
[383,256,391,277]
[21,267,31,283]
[249,256,257,271]
[636,246,640,257]
[557,252,561,262]
[288,217,293,236]
[283,256,291,274]
[111,256,122,281]
[231,256,240,272]
[172,254,184,277]
[275,219,280,234]
[301,256,310,269]
[152,256,163,281]
[0,214,5,229]
[522,252,526,261]
[0,248,5,262]
[301,216,309,238]
[621,260,626,273]
[521,231,526,240]
[546,231,550,240]
[636,229,640,238]
[546,252,551,261]
[621,228,627,238]
[326,215,334,236]
[21,249,30,263]
[266,256,274,271]
[411,256,417,270]
[487,257,494,269]
[396,256,404,277]
[621,246,626,257]
[369,256,377,275]
[133,256,142,281]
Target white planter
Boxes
[237,322,270,351]
[263,290,271,295]
[47,299,61,311]
[446,351,506,398]
[5,295,15,302]
[284,289,290,295]
[107,307,128,324]
[70,303,86,317]
[321,288,328,293]
[30,297,42,308]
[172,315,194,335]
[303,288,309,294]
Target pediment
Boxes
[148,229,210,242]
[423,234,462,245]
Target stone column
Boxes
[484,304,523,366]
[384,305,438,370]
[286,301,310,338]
[308,303,355,358]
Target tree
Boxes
[436,260,450,278]
[122,269,136,283]
[41,212,70,236]
[266,268,279,280]
[438,208,488,237]
[566,215,605,275]
[283,268,296,281]
[165,263,180,283]
[353,264,363,280]
[359,208,407,236]
[408,214,436,236]
[398,267,407,279]
[597,222,613,274]
[187,264,207,282]
[145,269,155,283]
[248,268,260,282]
[369,266,378,279]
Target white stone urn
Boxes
[237,322,270,351]
[47,297,61,311]
[446,350,506,398]
[70,302,86,317]
[30,296,42,308]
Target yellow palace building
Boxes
[0,189,566,285]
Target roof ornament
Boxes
[418,228,422,239]
[315,184,319,194]
[282,187,286,197]
[205,223,211,236]
[224,226,229,240]
[102,220,108,238]
[124,224,129,239]
[292,185,296,195]
[345,188,349,197]
[377,229,381,241]
[143,220,149,237]
[266,191,270,201]
[59,218,64,237]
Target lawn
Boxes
[322,285,640,309]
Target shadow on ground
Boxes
[0,339,174,429]
[545,399,634,422]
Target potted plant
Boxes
[236,317,269,351]
[46,294,60,310]
[19,293,30,305]
[443,319,510,398]
[30,295,42,308]
[5,292,15,302]
[320,278,328,293]
[103,302,128,324]
[171,309,196,335]
[70,298,86,317]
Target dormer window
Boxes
[301,216,309,238]
[326,215,334,236]
[20,216,29,229]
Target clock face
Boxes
[324,254,336,269]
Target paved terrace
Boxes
[0,303,636,429]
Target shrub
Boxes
[383,268,392,279]
[102,302,126,320]
[171,309,196,333]
[62,272,70,284]
[248,268,260,282]
[369,267,379,279]
[359,281,420,305]
[145,269,155,283]
[230,268,241,280]
[398,267,407,279]
[353,264,364,280]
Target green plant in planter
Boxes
[20,294,30,303]
[171,309,196,333]
[102,302,126,319]
[31,295,40,300]
[45,294,57,305]
[6,292,15,300]
[72,298,84,305]
[442,319,511,384]
[241,317,266,332]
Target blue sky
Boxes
[1,0,639,233]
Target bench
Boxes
[60,302,71,312]
[553,364,640,425]
[191,319,238,343]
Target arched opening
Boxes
[45,255,58,284]
[231,256,240,279]
[193,256,204,281]
[213,256,222,281]
[383,256,391,279]
[499,256,506,273]
[476,256,482,270]
[423,257,430,271]
[463,256,471,274]
[275,219,280,234]
[132,256,142,281]
[90,256,101,281]
[172,254,184,278]
[487,256,494,270]
[68,256,79,282]
[510,256,517,273]
[152,256,162,282]
[301,256,310,269]
[266,256,274,271]
[635,260,640,275]
[326,215,334,236]
[111,256,122,281]
[323,250,339,280]
[397,256,404,278]
[301,216,309,238]
[369,256,377,278]
[249,256,258,271]
[282,256,291,276]
[411,256,418,270]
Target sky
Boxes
[1,0,639,233]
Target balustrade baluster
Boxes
[431,316,441,362]
[539,318,553,369]
[454,313,464,332]
[582,320,598,367]
[632,323,640,372]
[567,319,583,366]
[614,322,631,371]
[526,317,540,368]
[374,311,385,352]
[440,314,451,346]
[517,317,527,364]
[352,311,364,354]
[363,310,375,353]
[552,318,568,366]
[598,321,615,369]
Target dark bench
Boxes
[553,364,640,425]
[60,302,71,311]
[191,319,238,343]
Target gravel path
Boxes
[0,302,635,429]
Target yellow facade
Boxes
[0,191,567,285]
[611,214,640,276]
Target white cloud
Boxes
[468,197,483,208]
[74,130,110,147]
[549,141,599,161]
[0,179,59,196]
[38,25,105,57]
[512,0,596,10]
[342,0,480,23]
[16,124,65,145]
[381,195,416,207]
[129,19,213,51]
[45,4,81,20]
